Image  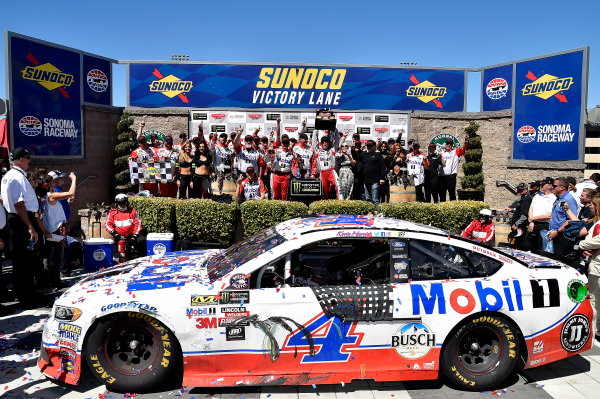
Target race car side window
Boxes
[290,239,389,286]
[409,239,470,280]
[461,250,503,277]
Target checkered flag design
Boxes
[311,285,394,322]
[128,159,175,184]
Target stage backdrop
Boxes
[513,50,586,161]
[129,64,466,112]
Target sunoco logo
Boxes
[87,69,108,93]
[142,165,162,176]
[406,74,446,108]
[522,72,572,102]
[22,64,74,90]
[517,126,536,144]
[149,69,191,103]
[19,116,42,136]
[391,322,436,359]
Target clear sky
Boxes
[1,0,598,112]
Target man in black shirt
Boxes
[425,143,445,203]
[362,140,386,206]
[351,137,364,200]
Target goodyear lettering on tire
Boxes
[127,312,171,367]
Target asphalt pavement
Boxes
[2,265,600,399]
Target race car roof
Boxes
[275,214,446,240]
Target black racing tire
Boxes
[441,314,519,391]
[85,312,179,393]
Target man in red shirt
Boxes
[238,166,267,202]
[105,194,146,259]
[461,209,495,246]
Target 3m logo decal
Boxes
[149,69,192,103]
[522,72,572,102]
[21,52,72,98]
[406,75,446,108]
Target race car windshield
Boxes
[205,227,286,282]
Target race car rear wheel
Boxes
[85,312,179,393]
[441,314,519,391]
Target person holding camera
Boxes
[549,177,579,257]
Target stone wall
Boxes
[124,107,586,210]
[30,105,122,229]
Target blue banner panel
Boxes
[83,55,111,105]
[513,51,583,161]
[129,64,465,111]
[10,36,82,156]
[482,64,512,111]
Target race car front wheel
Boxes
[441,314,519,391]
[86,312,179,393]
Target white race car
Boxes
[38,215,595,392]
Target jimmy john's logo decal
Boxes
[560,314,590,352]
[149,69,192,103]
[522,72,572,102]
[406,74,446,108]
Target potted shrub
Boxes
[113,112,137,193]
[457,122,485,201]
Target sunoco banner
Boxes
[9,35,82,156]
[513,51,584,161]
[129,64,465,111]
[482,64,512,112]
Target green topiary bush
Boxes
[461,122,485,191]
[175,199,238,244]
[309,200,376,215]
[241,200,308,238]
[129,197,177,234]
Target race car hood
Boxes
[496,247,568,268]
[69,249,223,294]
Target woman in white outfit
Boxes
[40,172,76,289]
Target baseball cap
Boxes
[281,134,289,141]
[516,182,527,191]
[412,140,420,147]
[388,138,395,143]
[352,133,361,139]
[246,166,255,172]
[299,133,308,141]
[428,143,436,148]
[244,135,253,141]
[542,177,554,185]
[219,133,228,139]
[366,140,376,147]
[446,138,454,144]
[529,180,541,187]
[408,139,414,144]
[11,147,30,160]
[48,170,66,179]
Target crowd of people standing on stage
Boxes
[131,119,470,205]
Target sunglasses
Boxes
[23,155,31,159]
[552,184,565,188]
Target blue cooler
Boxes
[83,238,114,270]
[147,233,174,256]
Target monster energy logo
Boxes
[291,180,321,196]
[219,290,250,305]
